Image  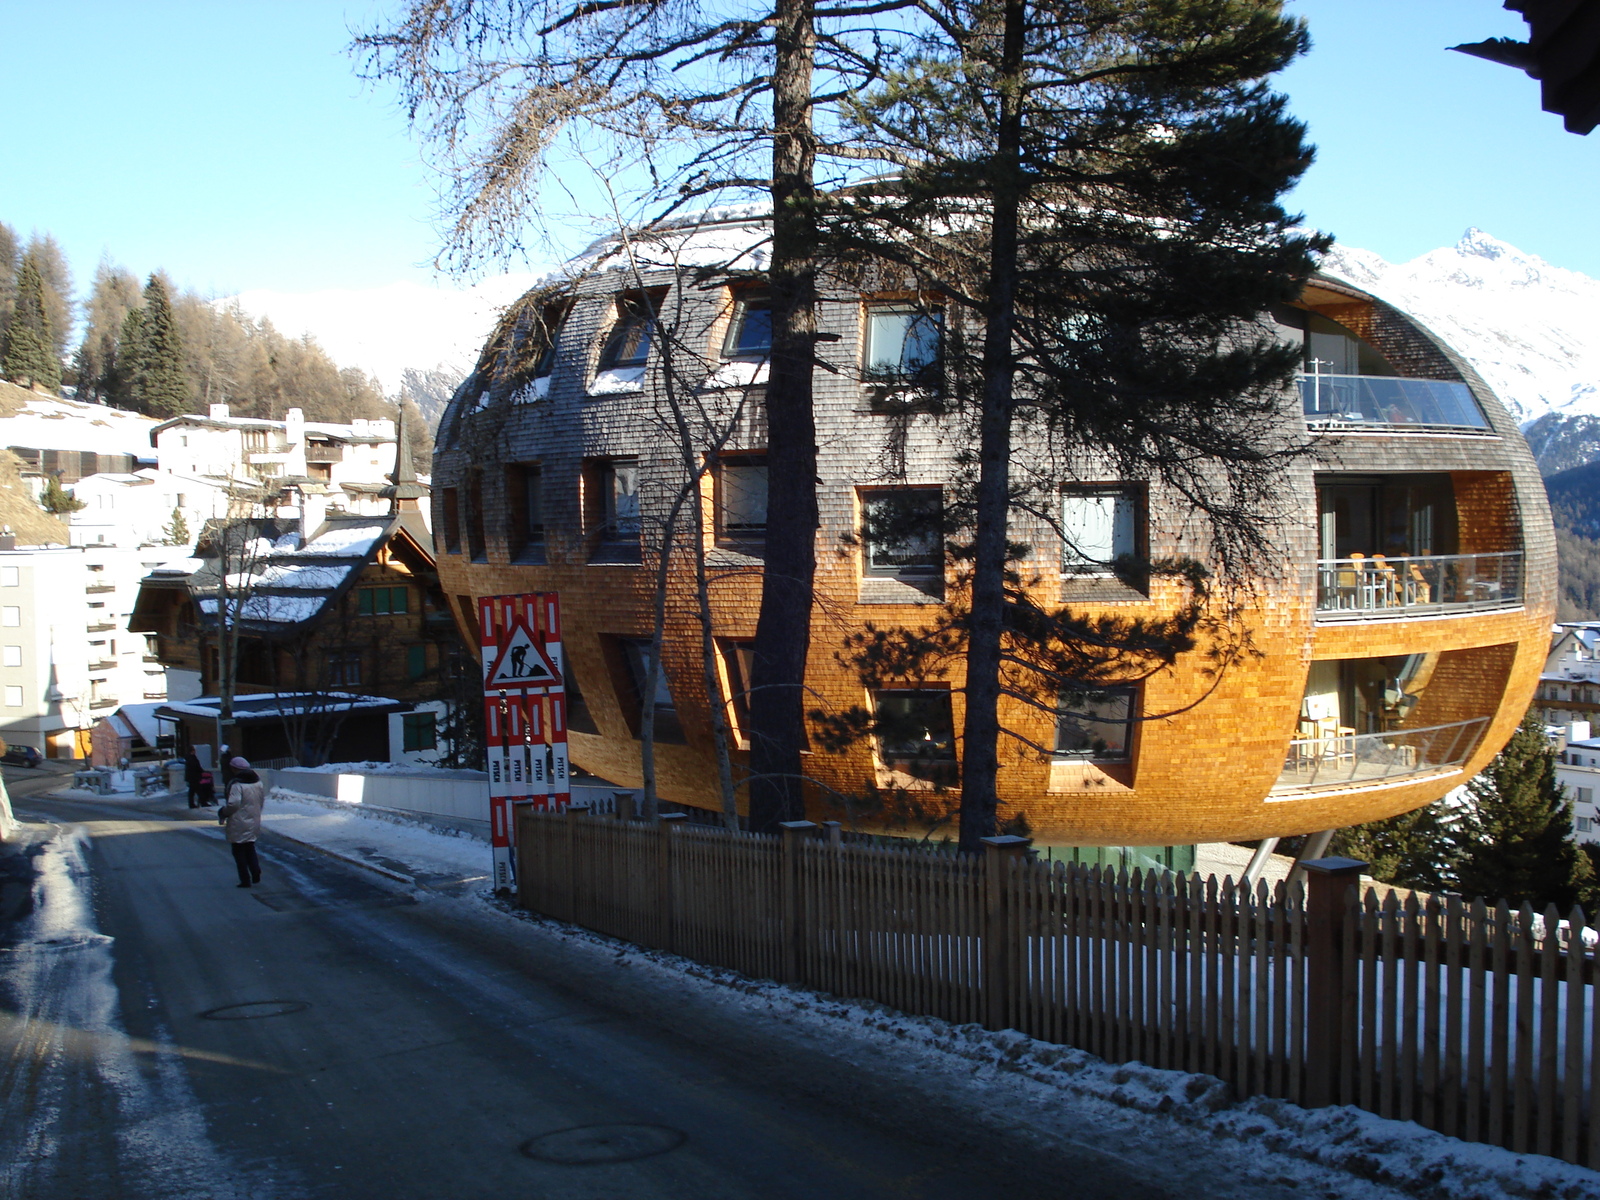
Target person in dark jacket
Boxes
[217,757,266,888]
[184,750,204,808]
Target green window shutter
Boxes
[392,587,409,615]
[357,589,373,615]
[407,644,426,679]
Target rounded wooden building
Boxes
[432,211,1554,855]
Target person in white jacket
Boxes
[218,756,266,888]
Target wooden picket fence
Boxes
[515,809,1600,1169]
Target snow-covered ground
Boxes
[234,785,1597,1200]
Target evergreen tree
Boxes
[1330,799,1461,893]
[0,221,18,340]
[1458,711,1594,909]
[24,233,74,365]
[39,473,84,514]
[164,506,192,546]
[2,257,61,392]
[111,305,146,409]
[74,257,142,403]
[131,274,188,417]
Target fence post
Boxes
[823,820,843,848]
[983,835,1032,1032]
[564,803,585,925]
[1303,856,1366,1107]
[657,813,686,953]
[780,821,819,983]
[615,792,636,823]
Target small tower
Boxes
[385,407,428,515]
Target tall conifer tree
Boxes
[2,257,61,392]
[1458,711,1594,909]
[132,274,189,417]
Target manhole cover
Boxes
[519,1123,685,1165]
[198,999,310,1021]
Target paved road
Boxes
[0,779,1185,1200]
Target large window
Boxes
[717,639,756,748]
[465,471,487,561]
[1061,486,1140,574]
[716,457,767,543]
[620,638,686,743]
[862,489,942,576]
[602,459,640,544]
[329,653,362,687]
[356,586,409,616]
[1055,684,1137,761]
[863,304,942,384]
[401,711,437,752]
[599,294,657,370]
[506,464,544,559]
[530,301,573,381]
[722,294,772,359]
[874,689,956,784]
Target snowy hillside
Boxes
[1321,229,1600,429]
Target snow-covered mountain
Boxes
[1320,229,1600,432]
[226,229,1600,468]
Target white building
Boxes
[1553,720,1600,848]
[152,404,397,494]
[0,538,195,759]
[67,470,238,549]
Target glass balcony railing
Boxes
[1298,373,1490,431]
[1274,716,1489,793]
[1314,552,1522,618]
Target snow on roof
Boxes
[297,522,387,558]
[162,691,404,719]
[109,701,169,746]
[257,562,352,590]
[1,395,160,458]
[539,205,773,289]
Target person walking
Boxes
[217,756,266,888]
[183,750,204,809]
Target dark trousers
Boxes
[230,841,261,886]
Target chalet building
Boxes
[130,443,465,765]
[429,210,1554,860]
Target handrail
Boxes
[1315,551,1522,618]
[1298,373,1490,431]
[1274,716,1489,792]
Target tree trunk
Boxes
[957,0,1026,854]
[747,0,818,833]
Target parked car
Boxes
[1,744,44,768]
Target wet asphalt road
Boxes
[0,775,1179,1200]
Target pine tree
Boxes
[111,306,146,409]
[1458,711,1594,909]
[164,506,192,546]
[2,256,61,392]
[132,275,188,417]
[1330,799,1461,892]
[0,221,18,340]
[39,473,84,514]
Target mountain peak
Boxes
[1456,227,1514,261]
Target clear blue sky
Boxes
[1,0,1594,300]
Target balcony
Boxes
[85,584,115,595]
[1274,716,1489,793]
[87,658,117,672]
[89,695,119,710]
[305,444,342,463]
[1314,552,1522,620]
[86,621,118,633]
[1299,374,1490,432]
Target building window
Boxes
[722,293,772,359]
[1061,486,1140,574]
[563,654,600,735]
[530,300,572,380]
[407,644,427,680]
[401,711,437,752]
[862,489,942,575]
[863,304,942,384]
[357,586,409,616]
[716,457,767,543]
[1055,684,1138,761]
[717,639,756,748]
[329,653,362,687]
[873,689,956,784]
[599,294,657,370]
[466,472,487,561]
[506,464,543,558]
[585,458,641,555]
[2,646,18,667]
[441,488,461,554]
[0,567,16,587]
[1580,787,1594,806]
[4,686,21,707]
[1,607,18,627]
[620,638,686,743]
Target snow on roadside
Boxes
[259,787,1600,1200]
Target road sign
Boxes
[479,592,568,893]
